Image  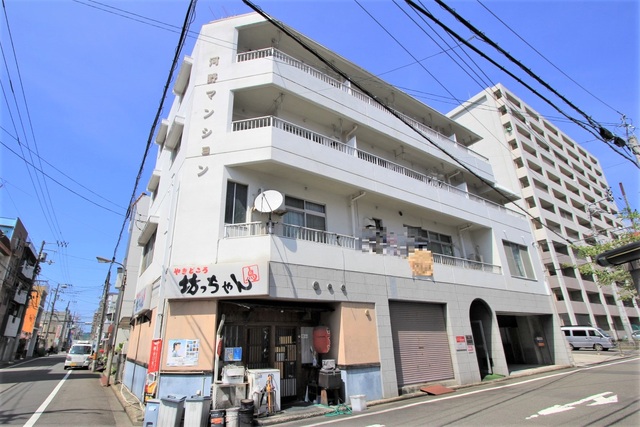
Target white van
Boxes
[561,326,615,351]
[64,341,93,369]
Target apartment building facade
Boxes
[0,218,40,361]
[449,84,640,339]
[124,13,571,404]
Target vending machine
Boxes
[246,368,281,415]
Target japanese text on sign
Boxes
[171,264,262,297]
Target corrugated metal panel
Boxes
[390,301,454,386]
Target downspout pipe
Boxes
[350,191,366,236]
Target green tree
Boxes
[572,207,639,300]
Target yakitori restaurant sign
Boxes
[166,261,268,298]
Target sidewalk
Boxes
[108,347,639,427]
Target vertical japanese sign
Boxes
[144,339,162,402]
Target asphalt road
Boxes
[279,357,640,427]
[0,354,132,427]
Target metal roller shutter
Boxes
[390,301,454,386]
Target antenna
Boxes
[253,190,284,234]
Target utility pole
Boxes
[620,115,640,167]
[56,301,71,352]
[104,265,126,386]
[43,283,67,352]
[93,269,111,371]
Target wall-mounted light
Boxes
[312,281,320,291]
[327,283,333,291]
[340,284,346,292]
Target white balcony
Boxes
[232,116,523,220]
[223,222,501,275]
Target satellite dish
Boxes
[253,190,284,213]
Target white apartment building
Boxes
[124,13,571,405]
[449,84,640,340]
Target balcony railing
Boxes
[432,253,502,274]
[237,47,488,162]
[224,221,358,249]
[223,222,502,274]
[232,115,524,218]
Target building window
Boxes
[282,196,326,231]
[503,240,535,279]
[142,231,156,272]
[225,182,248,224]
[406,227,454,256]
[553,289,564,301]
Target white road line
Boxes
[300,357,639,426]
[23,369,71,427]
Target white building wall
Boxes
[130,14,572,400]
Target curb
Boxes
[107,380,145,426]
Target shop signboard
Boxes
[166,261,268,298]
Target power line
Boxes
[72,0,236,51]
[0,138,126,216]
[0,125,126,211]
[404,0,638,169]
[244,0,574,245]
[430,0,636,167]
[1,0,66,242]
[106,0,198,263]
[475,0,624,117]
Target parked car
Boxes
[64,342,93,369]
[631,331,640,341]
[561,326,615,351]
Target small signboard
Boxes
[455,335,466,351]
[466,335,475,353]
[224,347,243,362]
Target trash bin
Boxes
[158,395,186,427]
[350,394,367,412]
[143,399,161,427]
[184,395,212,427]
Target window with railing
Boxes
[282,196,326,238]
[225,181,248,224]
[406,227,454,256]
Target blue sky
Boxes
[1,0,638,327]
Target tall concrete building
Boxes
[449,83,639,339]
[0,218,40,361]
[123,14,571,405]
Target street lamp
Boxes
[95,256,127,386]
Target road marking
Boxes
[526,392,618,419]
[297,358,637,426]
[23,369,71,427]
